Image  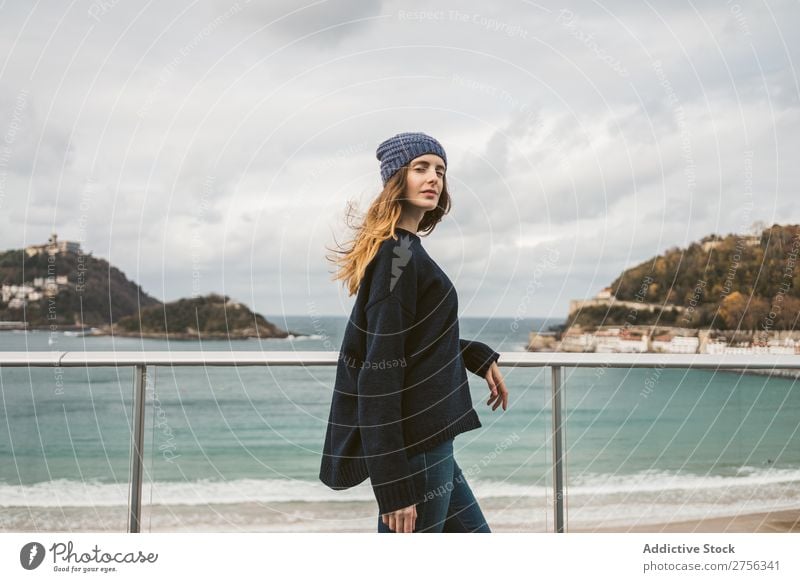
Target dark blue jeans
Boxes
[377,438,491,533]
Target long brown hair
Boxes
[326,165,452,296]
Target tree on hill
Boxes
[115,293,287,338]
[571,224,800,330]
[0,248,159,326]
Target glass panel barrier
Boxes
[562,366,800,532]
[0,366,134,532]
[142,364,553,532]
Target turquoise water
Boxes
[1,316,799,530]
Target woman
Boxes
[319,131,509,533]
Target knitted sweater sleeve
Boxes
[459,339,501,378]
[357,237,422,515]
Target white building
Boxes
[665,336,700,354]
[25,233,81,257]
[594,330,621,353]
[704,338,798,355]
[1,284,34,303]
[559,332,595,352]
[618,335,649,353]
[2,277,68,305]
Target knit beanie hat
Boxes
[375,132,447,186]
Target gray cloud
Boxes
[0,0,798,318]
[226,0,385,49]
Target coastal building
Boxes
[618,331,649,353]
[1,284,34,303]
[531,327,798,354]
[25,233,81,257]
[556,327,651,353]
[1,272,70,308]
[557,329,594,352]
[706,338,799,355]
[594,329,619,353]
[651,333,673,352]
[652,334,699,354]
[592,329,650,353]
[33,275,68,287]
[672,336,700,353]
[531,324,708,354]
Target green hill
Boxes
[115,293,290,339]
[567,223,800,330]
[0,243,293,339]
[0,247,159,327]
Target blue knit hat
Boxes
[376,132,447,186]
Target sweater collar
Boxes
[394,227,420,240]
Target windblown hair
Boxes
[326,166,451,296]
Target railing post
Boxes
[128,364,147,533]
[551,365,565,532]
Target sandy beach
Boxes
[569,508,800,533]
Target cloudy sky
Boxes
[0,0,797,320]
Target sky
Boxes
[0,0,798,320]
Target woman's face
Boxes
[403,153,445,211]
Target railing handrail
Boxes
[3,350,798,533]
[1,351,799,367]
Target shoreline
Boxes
[569,508,800,533]
[0,327,306,340]
[2,504,798,533]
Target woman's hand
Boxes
[485,361,508,411]
[381,504,417,533]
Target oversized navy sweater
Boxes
[318,227,501,515]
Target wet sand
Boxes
[569,509,800,533]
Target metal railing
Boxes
[1,351,798,533]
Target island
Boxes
[0,233,303,340]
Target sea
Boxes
[1,315,799,532]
